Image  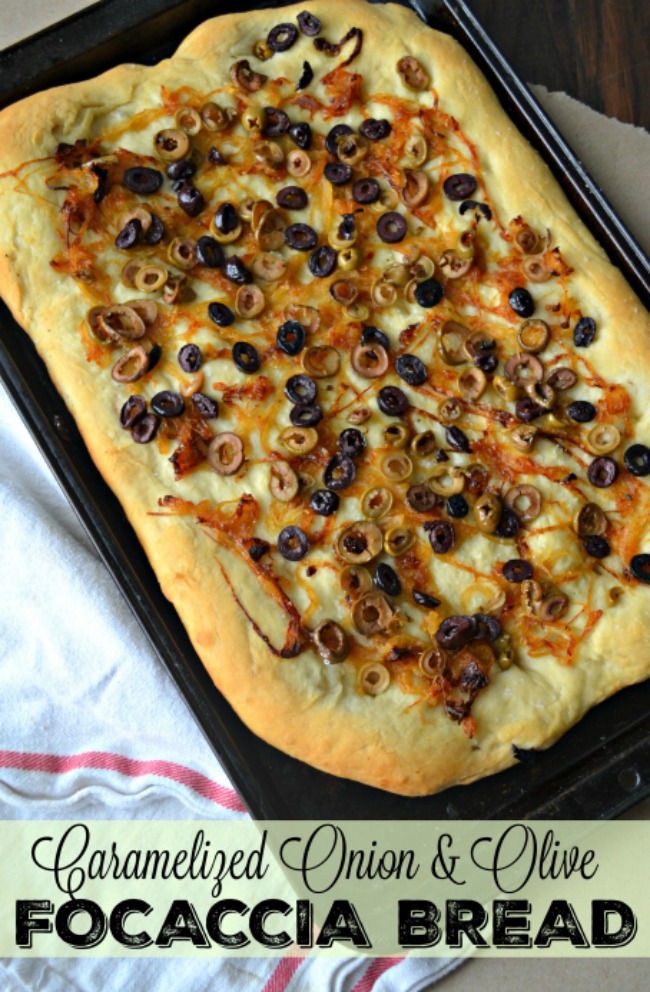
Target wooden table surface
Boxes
[465,0,649,130]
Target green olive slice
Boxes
[473,492,501,533]
[340,565,372,599]
[313,620,350,663]
[361,487,393,519]
[352,592,395,635]
[154,128,190,161]
[573,502,607,537]
[517,319,550,353]
[337,521,383,564]
[279,426,318,455]
[358,662,391,695]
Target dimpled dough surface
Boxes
[1,0,650,796]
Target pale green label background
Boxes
[0,821,646,957]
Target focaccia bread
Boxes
[1,0,650,797]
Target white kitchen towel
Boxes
[0,85,648,992]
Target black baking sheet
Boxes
[0,0,649,820]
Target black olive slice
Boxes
[151,390,185,417]
[436,615,476,651]
[208,301,235,326]
[177,183,204,217]
[624,444,650,477]
[285,223,318,251]
[296,61,314,91]
[310,489,339,516]
[278,525,310,560]
[288,122,312,149]
[443,173,478,201]
[144,213,165,245]
[115,218,142,250]
[446,494,469,518]
[191,393,219,419]
[395,353,427,386]
[276,186,308,210]
[582,535,611,558]
[123,166,163,195]
[352,177,380,204]
[232,342,260,374]
[502,558,533,582]
[166,159,195,182]
[324,162,352,186]
[361,326,390,350]
[472,613,501,641]
[359,118,392,141]
[574,316,596,348]
[308,245,338,278]
[374,563,401,597]
[248,539,270,562]
[414,278,444,308]
[508,287,535,317]
[515,397,545,422]
[567,400,597,423]
[377,386,409,416]
[426,520,455,554]
[323,454,356,490]
[406,484,438,513]
[338,428,366,458]
[214,202,239,234]
[413,590,441,609]
[120,395,147,430]
[196,236,225,268]
[297,10,321,35]
[178,343,202,373]
[131,413,160,444]
[277,320,306,356]
[290,403,322,427]
[285,374,317,405]
[494,508,521,539]
[446,425,471,452]
[631,554,650,583]
[459,199,492,220]
[587,456,618,488]
[208,147,227,165]
[263,107,291,137]
[376,211,407,243]
[267,23,299,51]
[224,256,252,284]
[325,124,355,158]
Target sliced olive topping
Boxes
[586,424,620,455]
[395,353,427,386]
[415,278,444,308]
[376,211,407,243]
[177,183,204,217]
[425,520,455,555]
[123,166,163,195]
[351,342,389,378]
[352,592,395,635]
[191,393,218,419]
[374,562,401,597]
[120,395,147,430]
[567,400,597,423]
[151,390,184,418]
[248,540,270,562]
[111,346,150,383]
[290,403,322,428]
[405,484,437,513]
[446,493,469,518]
[330,277,357,305]
[208,301,235,326]
[262,107,290,138]
[324,162,352,186]
[504,353,543,386]
[397,55,429,91]
[435,615,476,652]
[515,397,545,422]
[308,245,338,278]
[115,218,142,250]
[310,489,340,516]
[232,342,260,374]
[445,425,471,453]
[587,456,618,488]
[502,558,533,582]
[132,413,160,444]
[460,199,492,220]
[324,454,356,491]
[144,213,165,245]
[285,223,318,251]
[278,525,309,561]
[631,554,650,583]
[167,158,195,183]
[196,236,225,268]
[359,118,392,141]
[313,620,349,664]
[361,326,390,350]
[303,345,340,378]
[285,374,316,405]
[214,201,240,237]
[296,61,314,91]
[280,426,317,454]
[377,385,409,416]
[545,367,577,391]
[508,287,535,318]
[624,444,650,476]
[352,177,380,204]
[178,343,202,373]
[325,124,355,158]
[474,492,501,534]
[443,174,477,201]
[413,590,441,609]
[574,316,596,348]
[338,428,366,459]
[276,185,308,210]
[361,487,393,518]
[277,320,306,356]
[538,593,569,622]
[224,256,252,285]
[267,22,298,51]
[583,535,611,558]
[297,10,321,36]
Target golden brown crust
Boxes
[1,0,650,796]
